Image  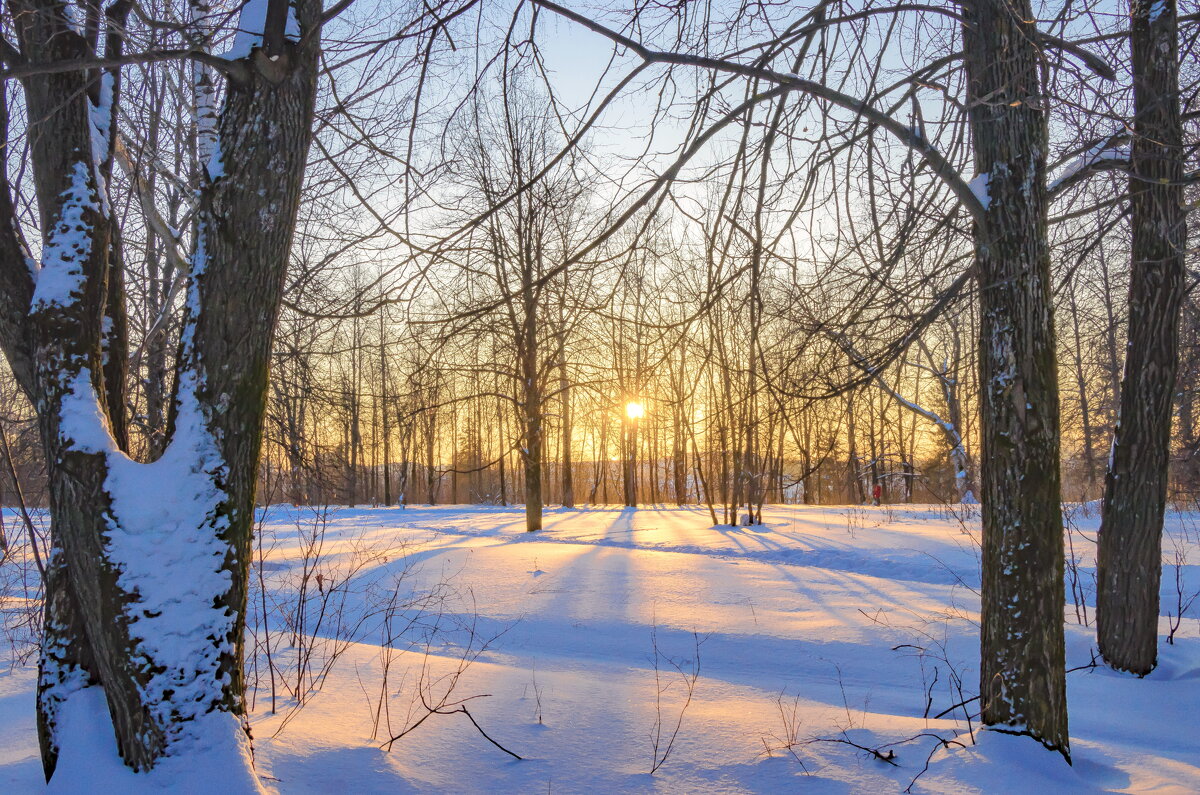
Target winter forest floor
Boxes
[2,504,1200,793]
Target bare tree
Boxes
[0,0,321,777]
[962,0,1070,758]
[1098,0,1189,676]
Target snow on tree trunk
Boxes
[1097,0,1186,676]
[0,0,321,783]
[961,0,1070,760]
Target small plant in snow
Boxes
[244,504,446,738]
[1062,505,1096,626]
[522,662,545,725]
[0,525,44,669]
[0,424,46,670]
[1166,540,1199,645]
[648,623,705,775]
[380,593,522,760]
[757,689,810,773]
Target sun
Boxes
[625,401,645,420]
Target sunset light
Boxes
[4,0,1183,789]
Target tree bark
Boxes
[558,332,574,509]
[521,300,543,530]
[1097,0,1186,676]
[624,416,639,507]
[0,0,322,778]
[962,0,1069,760]
[425,409,438,504]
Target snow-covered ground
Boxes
[2,504,1199,793]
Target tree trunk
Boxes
[559,338,574,509]
[521,312,543,531]
[425,411,437,504]
[19,1,320,780]
[497,395,508,506]
[1097,0,1186,676]
[624,416,639,507]
[1067,281,1099,497]
[380,314,392,505]
[962,0,1069,760]
[846,394,862,503]
[673,402,687,506]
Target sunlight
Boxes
[13,0,1181,786]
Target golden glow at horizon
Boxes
[625,401,645,420]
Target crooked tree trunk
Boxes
[1097,0,1186,676]
[868,365,973,503]
[938,355,975,503]
[6,1,321,780]
[962,0,1069,760]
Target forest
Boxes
[0,0,1197,791]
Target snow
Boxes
[56,365,235,720]
[89,72,115,169]
[967,172,990,210]
[3,504,1199,792]
[61,3,85,35]
[29,163,97,309]
[97,371,234,719]
[206,139,225,181]
[45,688,262,794]
[1049,139,1129,192]
[49,306,240,774]
[222,0,302,60]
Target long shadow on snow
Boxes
[481,516,979,590]
[415,608,957,723]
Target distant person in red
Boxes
[871,482,882,506]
